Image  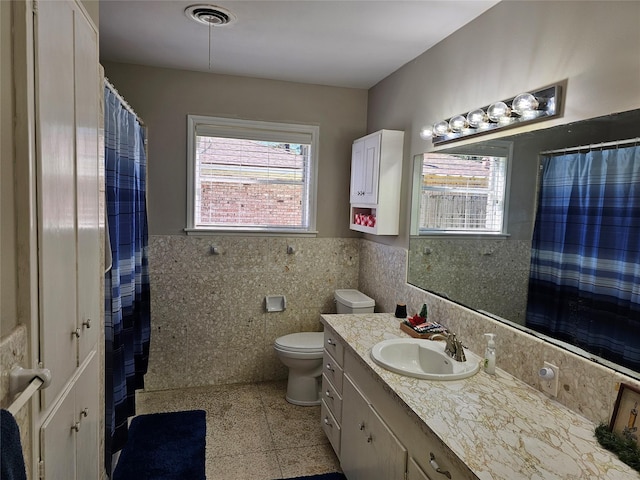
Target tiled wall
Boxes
[408,237,531,324]
[147,235,640,426]
[0,325,31,480]
[359,239,640,426]
[146,235,360,391]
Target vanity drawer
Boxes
[321,399,341,456]
[323,352,344,394]
[321,373,343,420]
[324,330,344,366]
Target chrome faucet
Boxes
[444,333,466,362]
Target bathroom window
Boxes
[418,152,508,234]
[186,115,318,234]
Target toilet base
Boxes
[285,372,321,406]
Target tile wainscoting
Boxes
[146,235,640,426]
[146,235,360,391]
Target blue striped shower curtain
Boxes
[526,144,640,372]
[104,85,151,472]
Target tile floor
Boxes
[134,380,342,480]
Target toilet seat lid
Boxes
[275,332,324,353]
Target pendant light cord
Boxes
[208,21,212,70]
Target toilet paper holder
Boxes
[265,295,286,312]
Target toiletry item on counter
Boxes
[483,333,496,375]
[400,319,448,338]
[406,304,429,326]
[410,321,447,334]
[395,303,407,319]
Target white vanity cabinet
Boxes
[320,325,476,480]
[341,375,407,480]
[343,347,475,480]
[321,331,345,456]
[349,130,404,235]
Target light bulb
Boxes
[449,115,468,132]
[433,121,451,137]
[546,96,556,115]
[512,93,539,116]
[419,125,434,140]
[487,102,511,123]
[467,109,488,128]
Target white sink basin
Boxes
[370,338,481,381]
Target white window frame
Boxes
[186,115,319,235]
[414,143,512,236]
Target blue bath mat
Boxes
[113,410,206,480]
[281,474,346,480]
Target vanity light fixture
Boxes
[420,84,562,145]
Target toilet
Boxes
[274,289,375,406]
[334,289,375,314]
[274,332,325,406]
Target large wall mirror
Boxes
[409,108,640,379]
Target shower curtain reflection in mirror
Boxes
[526,142,640,372]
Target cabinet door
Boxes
[74,3,100,363]
[40,353,99,480]
[40,385,77,480]
[350,134,380,204]
[35,0,79,409]
[407,457,434,480]
[75,353,100,480]
[341,375,406,480]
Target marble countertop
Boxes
[320,313,639,480]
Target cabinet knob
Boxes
[326,338,335,346]
[429,452,452,479]
[325,390,333,399]
[359,421,365,431]
[72,327,81,338]
[323,417,332,427]
[80,408,89,418]
[82,318,91,329]
[325,363,334,372]
[366,434,373,443]
[71,422,80,433]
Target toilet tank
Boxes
[334,289,375,314]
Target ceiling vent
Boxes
[185,5,236,27]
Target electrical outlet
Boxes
[540,361,559,397]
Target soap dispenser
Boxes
[483,333,496,375]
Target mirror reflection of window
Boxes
[419,153,508,234]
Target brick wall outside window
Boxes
[199,182,303,226]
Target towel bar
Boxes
[7,366,52,416]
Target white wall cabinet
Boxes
[320,326,475,480]
[349,130,404,235]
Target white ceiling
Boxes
[99,1,500,89]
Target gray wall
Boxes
[101,62,368,237]
[367,0,640,249]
